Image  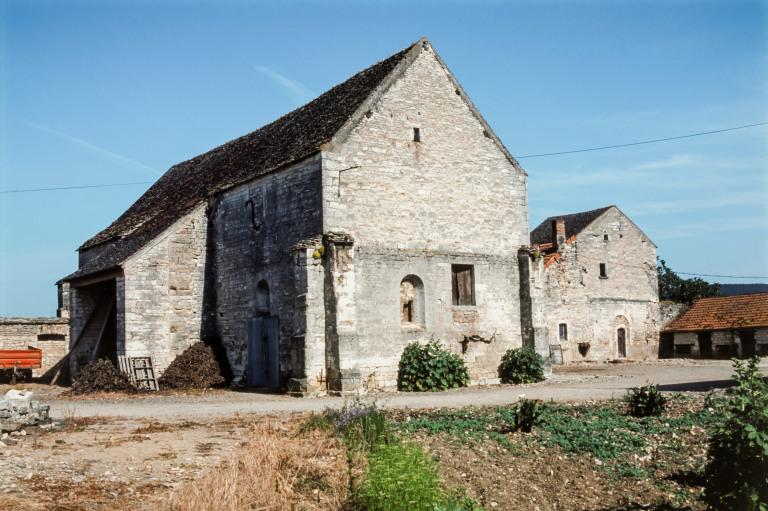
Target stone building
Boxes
[662,293,768,358]
[60,39,530,393]
[0,283,70,377]
[524,206,660,363]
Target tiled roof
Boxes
[62,41,418,282]
[530,206,612,246]
[663,293,768,332]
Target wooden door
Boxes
[247,316,280,388]
[617,328,627,358]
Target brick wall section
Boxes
[121,203,208,373]
[321,45,529,388]
[530,207,659,363]
[209,156,323,382]
[0,318,69,376]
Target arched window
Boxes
[255,280,270,316]
[400,275,425,326]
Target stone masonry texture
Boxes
[0,318,69,376]
[62,40,663,394]
[529,207,659,363]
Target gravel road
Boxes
[46,359,763,420]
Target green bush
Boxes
[358,441,446,511]
[624,384,667,417]
[398,340,469,392]
[704,356,768,511]
[498,347,545,384]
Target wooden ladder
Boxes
[119,356,159,391]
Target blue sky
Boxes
[1,0,766,316]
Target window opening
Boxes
[400,275,425,325]
[451,265,475,306]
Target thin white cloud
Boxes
[647,215,768,240]
[253,65,315,106]
[22,120,158,175]
[530,153,766,188]
[629,191,768,216]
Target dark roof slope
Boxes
[530,206,612,245]
[663,293,768,332]
[63,41,416,282]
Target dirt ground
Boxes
[0,414,299,511]
[0,359,755,510]
[414,396,712,511]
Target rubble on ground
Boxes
[0,389,50,434]
[159,343,227,390]
[71,359,137,394]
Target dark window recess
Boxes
[675,344,692,356]
[37,333,65,341]
[603,233,609,241]
[451,264,475,306]
[558,323,568,341]
[758,344,768,356]
[402,300,413,323]
[413,127,421,142]
[599,263,608,278]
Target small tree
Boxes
[703,357,768,510]
[657,258,720,304]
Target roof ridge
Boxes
[77,40,418,253]
[65,40,421,281]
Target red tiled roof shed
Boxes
[663,293,768,333]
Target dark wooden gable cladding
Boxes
[451,264,475,306]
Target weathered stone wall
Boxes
[321,44,529,389]
[531,207,659,363]
[659,301,687,327]
[209,156,323,384]
[120,203,208,373]
[0,318,69,376]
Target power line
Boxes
[677,271,768,280]
[516,122,768,159]
[0,181,153,194]
[4,121,766,194]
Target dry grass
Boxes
[165,420,349,511]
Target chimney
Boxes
[551,218,566,252]
[57,282,70,319]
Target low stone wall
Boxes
[0,318,69,377]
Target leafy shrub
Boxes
[513,399,542,432]
[624,384,667,417]
[398,340,469,392]
[357,441,446,511]
[498,348,544,384]
[703,356,768,511]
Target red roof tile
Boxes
[663,293,768,332]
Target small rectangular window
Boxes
[603,233,609,241]
[599,263,608,278]
[413,127,421,142]
[558,323,568,341]
[451,264,475,306]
